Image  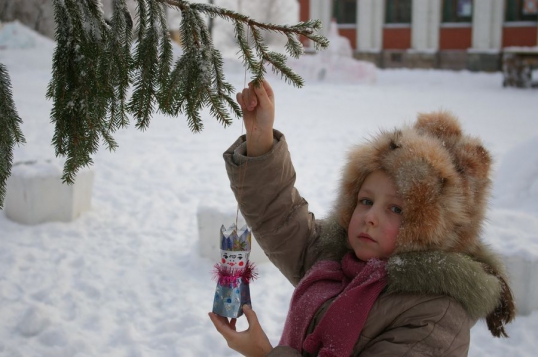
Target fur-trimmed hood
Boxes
[386,251,502,321]
[334,111,491,256]
[325,112,515,337]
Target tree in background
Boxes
[0,0,55,37]
[0,0,328,208]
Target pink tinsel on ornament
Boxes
[212,261,257,288]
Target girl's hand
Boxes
[208,305,273,357]
[236,80,275,157]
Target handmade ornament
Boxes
[212,223,257,318]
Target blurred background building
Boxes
[301,0,538,71]
[2,0,536,72]
[0,0,299,56]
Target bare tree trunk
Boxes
[0,0,16,22]
[33,0,47,33]
[3,0,54,38]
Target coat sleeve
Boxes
[356,296,472,357]
[223,130,321,286]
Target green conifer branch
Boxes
[0,64,26,209]
[127,0,165,130]
[158,54,188,116]
[47,0,114,184]
[161,0,328,88]
[233,22,257,73]
[162,0,329,44]
[285,33,303,59]
[158,3,240,131]
[106,0,134,135]
[264,51,304,87]
[0,0,328,200]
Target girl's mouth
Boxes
[358,233,375,242]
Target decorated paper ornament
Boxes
[212,224,257,318]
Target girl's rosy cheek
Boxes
[221,258,226,264]
[239,261,244,266]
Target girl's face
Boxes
[220,250,249,268]
[347,170,403,261]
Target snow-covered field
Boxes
[1,23,538,357]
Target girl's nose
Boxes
[364,208,379,226]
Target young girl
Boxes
[208,80,515,357]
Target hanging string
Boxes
[236,25,251,229]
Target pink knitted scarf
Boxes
[279,252,387,357]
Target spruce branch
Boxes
[17,0,328,189]
[47,0,113,184]
[285,33,303,59]
[160,0,328,87]
[0,63,26,209]
[161,0,328,43]
[264,52,304,87]
[157,3,173,92]
[157,2,241,131]
[127,0,166,130]
[105,0,134,135]
[233,21,257,75]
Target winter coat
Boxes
[223,129,512,357]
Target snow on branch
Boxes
[0,0,329,204]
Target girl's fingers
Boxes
[237,87,257,111]
[209,313,234,338]
[236,92,245,108]
[208,313,225,333]
[242,305,259,329]
[253,80,273,109]
[245,86,257,110]
[262,80,274,100]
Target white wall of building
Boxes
[411,0,441,51]
[357,0,384,51]
[309,0,332,37]
[472,0,504,51]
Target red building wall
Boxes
[439,27,473,50]
[502,27,538,47]
[338,28,357,50]
[299,0,309,22]
[383,28,412,49]
[298,1,537,53]
[299,0,310,46]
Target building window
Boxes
[442,0,473,23]
[505,0,538,22]
[385,0,412,24]
[332,0,357,24]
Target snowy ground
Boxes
[1,24,538,357]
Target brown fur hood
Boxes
[327,111,515,337]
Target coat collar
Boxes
[315,218,511,334]
[386,251,502,320]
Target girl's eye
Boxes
[359,198,373,206]
[390,206,403,214]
